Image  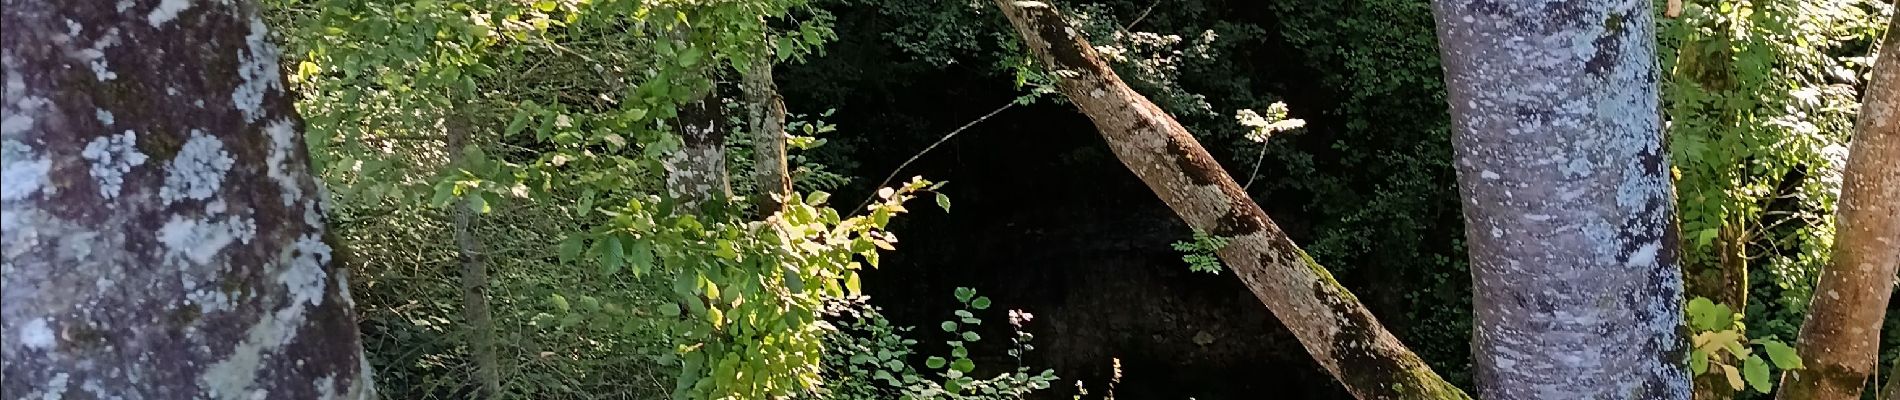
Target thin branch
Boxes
[853,100,1016,212]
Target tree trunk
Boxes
[666,92,729,212]
[990,2,1468,398]
[1,1,374,398]
[745,58,790,215]
[1777,11,1900,400]
[445,111,501,398]
[661,24,729,213]
[1429,0,1692,398]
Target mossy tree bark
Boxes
[990,1,1469,398]
[1776,11,1900,400]
[445,110,502,398]
[1429,0,1692,398]
[0,0,374,398]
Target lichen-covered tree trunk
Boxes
[990,1,1468,398]
[666,92,730,211]
[0,1,374,398]
[1429,0,1690,398]
[745,59,790,215]
[661,25,730,212]
[1777,11,1900,400]
[445,111,501,398]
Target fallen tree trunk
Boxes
[990,1,1468,398]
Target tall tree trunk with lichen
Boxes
[660,23,730,212]
[745,58,790,215]
[990,1,1467,398]
[1776,11,1900,400]
[0,1,374,398]
[1429,0,1691,398]
[445,109,502,398]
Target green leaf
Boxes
[602,234,625,276]
[962,331,980,341]
[941,321,958,332]
[550,294,570,313]
[954,287,976,303]
[678,47,703,68]
[1691,349,1710,374]
[845,271,862,297]
[1759,340,1802,369]
[660,303,681,317]
[935,193,952,212]
[925,356,946,369]
[1687,297,1733,331]
[951,358,975,373]
[1742,356,1771,393]
[628,239,654,276]
[558,235,585,263]
[971,297,992,310]
[504,108,532,137]
[1722,364,1743,391]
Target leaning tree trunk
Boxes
[745,58,790,215]
[1,1,374,399]
[445,110,502,398]
[1429,0,1691,398]
[1777,11,1900,400]
[990,2,1468,398]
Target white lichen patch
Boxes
[81,130,149,199]
[159,130,235,203]
[1,152,51,201]
[233,17,283,122]
[282,234,332,307]
[19,318,55,349]
[187,288,235,313]
[148,0,194,28]
[69,28,124,82]
[95,109,114,126]
[157,214,256,266]
[264,119,303,206]
[42,373,70,400]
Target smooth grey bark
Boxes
[745,59,790,215]
[1,0,374,399]
[1429,0,1690,398]
[1777,10,1900,400]
[991,1,1468,398]
[445,111,502,398]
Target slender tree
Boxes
[1777,10,1900,400]
[990,1,1468,398]
[0,0,374,398]
[1428,0,1691,398]
[445,110,502,398]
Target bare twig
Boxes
[853,100,1016,212]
